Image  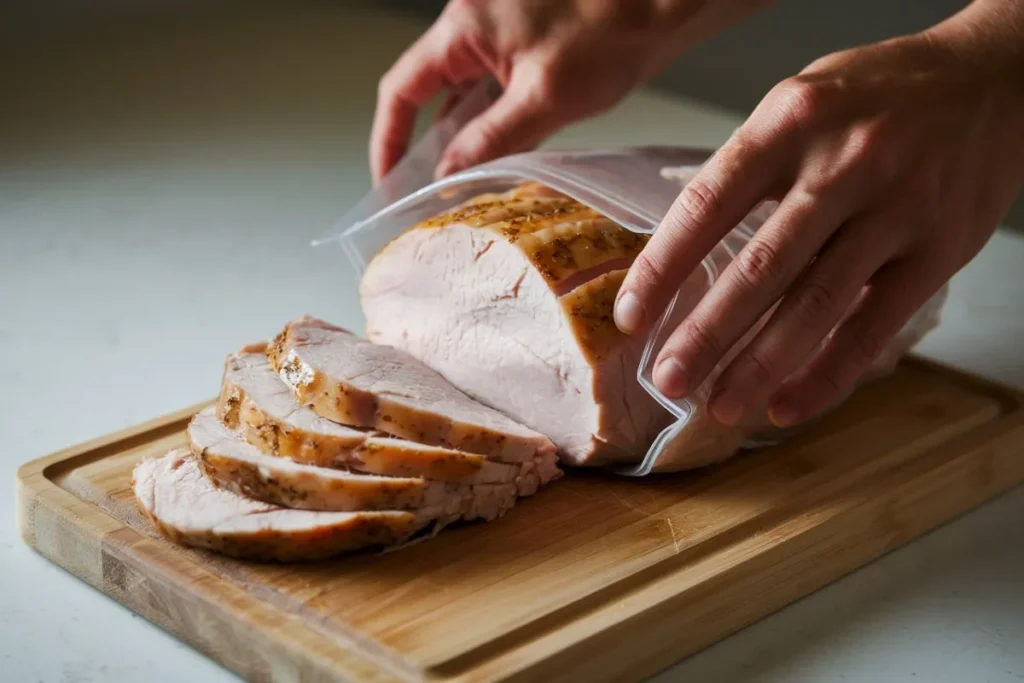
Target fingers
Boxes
[767,257,941,427]
[707,209,904,425]
[370,27,485,183]
[648,183,855,400]
[434,68,560,179]
[436,88,467,122]
[614,132,786,339]
[370,32,442,183]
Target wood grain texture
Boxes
[17,360,1024,683]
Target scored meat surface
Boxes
[189,408,530,520]
[361,183,668,466]
[220,344,541,484]
[267,317,558,465]
[132,450,425,561]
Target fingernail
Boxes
[653,357,688,398]
[709,390,744,426]
[614,291,645,333]
[768,396,800,427]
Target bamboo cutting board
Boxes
[16,358,1024,683]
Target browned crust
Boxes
[515,220,647,291]
[218,376,354,467]
[558,269,630,366]
[350,440,488,480]
[266,315,346,374]
[136,502,421,562]
[194,448,430,512]
[412,185,648,294]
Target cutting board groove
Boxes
[17,358,1024,683]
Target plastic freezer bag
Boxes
[321,100,945,475]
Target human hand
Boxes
[614,0,1024,428]
[369,0,769,183]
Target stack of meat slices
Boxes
[132,317,561,562]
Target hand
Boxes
[370,0,769,183]
[615,0,1024,428]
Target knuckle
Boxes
[521,68,563,115]
[774,78,823,127]
[843,124,883,164]
[708,132,764,187]
[811,367,846,405]
[629,251,667,290]
[793,281,839,324]
[796,169,835,199]
[734,239,784,290]
[797,124,891,197]
[723,131,762,168]
[736,349,774,387]
[468,116,504,156]
[844,123,896,181]
[847,325,887,367]
[771,77,827,131]
[680,317,723,364]
[879,203,925,253]
[678,176,725,223]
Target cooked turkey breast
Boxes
[361,184,667,466]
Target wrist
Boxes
[924,0,1024,83]
[651,0,775,66]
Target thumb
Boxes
[435,76,561,178]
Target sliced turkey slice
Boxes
[219,344,544,484]
[190,408,429,511]
[188,408,523,520]
[132,450,425,562]
[266,318,557,464]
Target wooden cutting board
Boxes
[17,358,1024,683]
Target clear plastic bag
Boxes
[320,83,946,475]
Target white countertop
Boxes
[2,4,1021,682]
